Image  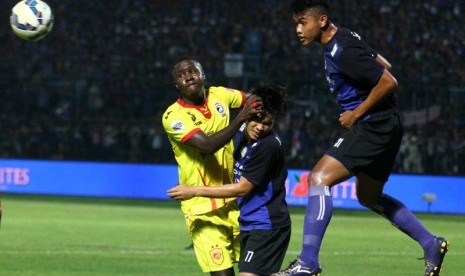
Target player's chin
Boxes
[301,39,313,46]
[249,133,260,140]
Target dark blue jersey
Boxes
[324,28,398,120]
[232,124,291,231]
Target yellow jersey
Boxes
[162,86,246,215]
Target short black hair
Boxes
[171,57,205,79]
[290,0,330,17]
[249,83,288,119]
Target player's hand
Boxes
[339,110,358,129]
[167,185,196,200]
[237,94,263,121]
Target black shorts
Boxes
[326,113,403,182]
[238,226,291,276]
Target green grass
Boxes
[0,194,464,275]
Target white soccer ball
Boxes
[10,0,54,41]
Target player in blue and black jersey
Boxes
[168,83,291,276]
[274,1,448,276]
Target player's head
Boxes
[290,0,330,17]
[172,58,206,82]
[171,58,206,104]
[290,0,331,46]
[245,83,288,140]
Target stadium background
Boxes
[0,0,464,176]
[0,1,464,275]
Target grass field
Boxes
[0,193,464,276]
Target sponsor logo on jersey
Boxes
[171,120,184,132]
[240,147,247,158]
[187,112,196,122]
[351,31,361,40]
[199,105,210,116]
[330,43,338,57]
[275,135,282,145]
[334,138,344,148]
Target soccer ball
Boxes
[10,0,54,41]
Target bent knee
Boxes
[307,168,333,186]
[357,198,378,209]
[307,173,319,187]
[357,192,381,208]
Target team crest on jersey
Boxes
[171,120,184,132]
[210,245,224,265]
[214,102,227,117]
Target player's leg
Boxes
[187,203,239,276]
[210,268,234,276]
[190,222,236,276]
[356,113,448,274]
[357,173,436,245]
[211,202,241,276]
[0,198,2,230]
[275,155,351,275]
[356,173,449,275]
[354,111,443,253]
[299,155,351,272]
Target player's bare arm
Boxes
[168,177,254,200]
[376,54,392,72]
[185,95,262,155]
[339,69,398,128]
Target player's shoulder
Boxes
[336,28,377,58]
[162,101,183,122]
[257,132,283,151]
[209,86,242,94]
[267,132,283,147]
[207,86,244,104]
[336,27,366,45]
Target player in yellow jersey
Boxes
[162,58,262,276]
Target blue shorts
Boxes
[326,113,402,182]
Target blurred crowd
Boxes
[0,0,464,175]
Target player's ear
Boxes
[320,15,328,28]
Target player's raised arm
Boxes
[185,95,262,155]
[341,69,398,128]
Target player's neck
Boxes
[181,95,205,106]
[321,23,337,46]
[181,87,207,106]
